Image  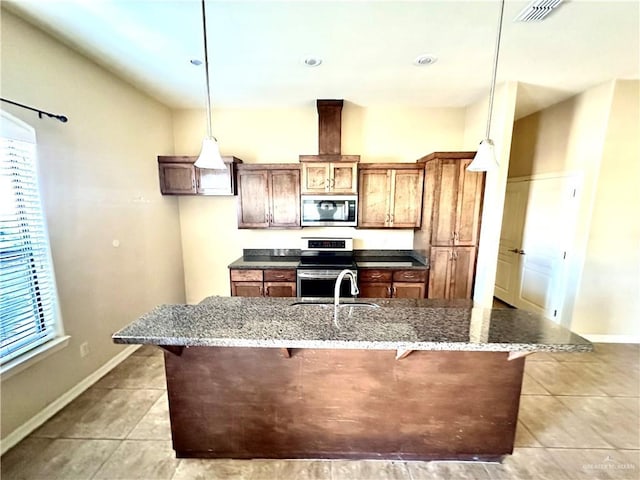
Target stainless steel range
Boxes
[297,237,357,298]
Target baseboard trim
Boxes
[582,334,640,344]
[0,344,140,455]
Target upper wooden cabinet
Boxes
[300,161,358,194]
[414,152,485,300]
[419,155,484,246]
[237,164,301,229]
[157,156,242,196]
[358,164,424,229]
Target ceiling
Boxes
[4,0,639,118]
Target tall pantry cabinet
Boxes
[414,152,485,299]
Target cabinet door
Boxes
[428,247,453,299]
[269,169,301,227]
[431,161,459,245]
[159,164,196,194]
[231,282,263,297]
[450,247,476,299]
[331,163,358,193]
[390,169,424,228]
[454,160,483,246]
[392,282,426,299]
[264,282,296,297]
[197,164,233,195]
[301,163,330,193]
[359,283,392,298]
[358,170,390,227]
[237,170,270,228]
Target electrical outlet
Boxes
[80,342,90,358]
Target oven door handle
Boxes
[297,270,351,279]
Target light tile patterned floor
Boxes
[1,343,638,480]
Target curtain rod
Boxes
[1,98,68,123]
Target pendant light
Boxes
[467,0,505,172]
[194,0,226,170]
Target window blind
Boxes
[1,123,59,364]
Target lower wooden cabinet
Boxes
[263,269,296,297]
[230,269,296,297]
[428,247,476,299]
[359,269,427,299]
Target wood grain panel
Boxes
[317,100,343,155]
[164,347,524,460]
[358,282,391,298]
[392,270,427,282]
[358,269,393,282]
[230,270,263,282]
[263,269,296,282]
[269,169,300,227]
[237,170,269,228]
[264,282,296,297]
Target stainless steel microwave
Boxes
[300,195,358,227]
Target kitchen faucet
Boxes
[334,269,359,307]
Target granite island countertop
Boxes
[112,297,591,353]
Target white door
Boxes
[494,181,528,306]
[495,175,579,323]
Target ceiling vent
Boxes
[514,0,564,22]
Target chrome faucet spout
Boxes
[334,269,359,307]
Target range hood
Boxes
[299,100,360,163]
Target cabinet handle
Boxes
[331,178,335,188]
[390,214,394,224]
[326,178,330,190]
[453,251,458,260]
[386,213,390,224]
[387,286,392,297]
[371,274,382,279]
[392,286,397,297]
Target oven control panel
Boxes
[302,237,353,252]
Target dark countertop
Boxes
[228,249,428,270]
[112,296,592,353]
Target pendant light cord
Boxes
[201,0,213,139]
[485,0,505,140]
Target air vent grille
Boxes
[515,0,563,22]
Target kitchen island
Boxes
[112,297,591,461]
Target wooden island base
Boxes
[162,346,525,461]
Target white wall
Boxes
[0,9,185,442]
[173,105,467,303]
[571,80,640,339]
[507,80,640,339]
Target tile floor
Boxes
[1,343,638,480]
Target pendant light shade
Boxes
[467,0,505,173]
[467,139,497,172]
[194,0,226,170]
[195,136,225,169]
